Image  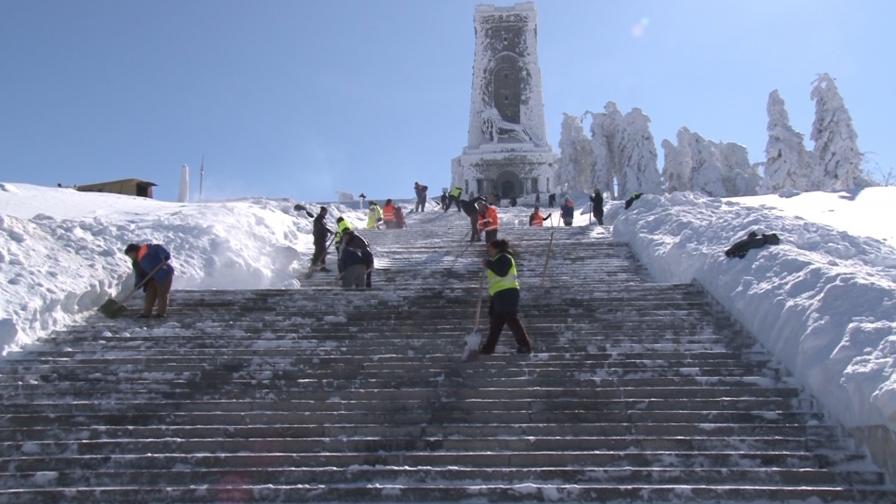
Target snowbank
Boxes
[612,191,896,431]
[0,183,365,354]
[730,187,896,245]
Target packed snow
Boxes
[611,188,896,432]
[0,183,366,353]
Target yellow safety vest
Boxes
[449,187,462,198]
[487,253,519,296]
[367,206,382,229]
[335,220,353,241]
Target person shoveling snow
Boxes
[466,239,533,360]
[100,243,174,318]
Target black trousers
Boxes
[469,215,481,242]
[484,229,498,244]
[444,195,462,212]
[480,313,532,354]
[311,241,327,267]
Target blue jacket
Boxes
[134,244,174,290]
[561,203,575,219]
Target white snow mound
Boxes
[613,190,896,430]
[0,183,366,354]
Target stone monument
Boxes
[451,2,556,200]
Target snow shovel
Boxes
[293,203,315,218]
[462,272,487,362]
[99,261,169,318]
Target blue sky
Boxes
[1,0,892,201]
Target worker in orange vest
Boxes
[382,199,396,229]
[477,200,499,244]
[528,206,552,227]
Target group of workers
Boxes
[122,184,612,356]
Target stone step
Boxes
[0,435,837,458]
[0,409,827,429]
[9,483,894,504]
[0,422,844,443]
[1,466,886,491]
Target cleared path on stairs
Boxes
[0,207,894,502]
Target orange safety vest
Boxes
[383,204,395,222]
[478,205,498,232]
[530,213,544,227]
[136,244,150,261]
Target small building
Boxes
[76,179,157,198]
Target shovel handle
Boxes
[473,270,486,330]
[119,260,169,304]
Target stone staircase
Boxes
[0,207,893,502]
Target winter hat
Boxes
[124,243,140,255]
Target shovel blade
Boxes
[461,330,481,362]
[98,298,127,318]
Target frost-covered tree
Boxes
[661,138,692,193]
[763,89,814,193]
[810,74,862,191]
[556,114,594,193]
[663,127,758,197]
[588,102,626,198]
[719,142,760,196]
[617,108,662,197]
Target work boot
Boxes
[137,313,152,319]
[320,266,331,273]
[516,346,532,354]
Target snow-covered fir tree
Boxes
[764,89,814,193]
[719,142,760,196]
[556,113,595,193]
[662,127,758,197]
[617,108,663,197]
[661,138,692,193]
[810,73,863,191]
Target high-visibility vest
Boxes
[383,204,395,222]
[449,187,462,198]
[487,253,519,296]
[530,213,544,227]
[366,206,382,229]
[335,219,352,242]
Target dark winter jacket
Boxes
[624,193,643,210]
[560,202,575,220]
[133,244,174,290]
[313,215,333,244]
[486,252,520,315]
[590,192,604,215]
[415,184,428,199]
[342,232,374,269]
[461,199,480,218]
[725,231,781,259]
[338,247,367,273]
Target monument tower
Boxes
[452,2,556,199]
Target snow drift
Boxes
[612,189,896,431]
[0,183,365,353]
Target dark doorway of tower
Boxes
[496,170,522,199]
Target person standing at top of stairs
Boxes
[529,206,551,227]
[480,239,532,355]
[366,201,383,230]
[590,189,605,225]
[413,182,428,213]
[309,207,334,273]
[561,197,575,226]
[444,186,463,212]
[477,200,499,244]
[382,199,397,229]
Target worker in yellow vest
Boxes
[334,217,353,252]
[366,201,383,229]
[479,239,532,355]
[444,186,463,212]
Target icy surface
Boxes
[612,190,896,430]
[0,183,366,353]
